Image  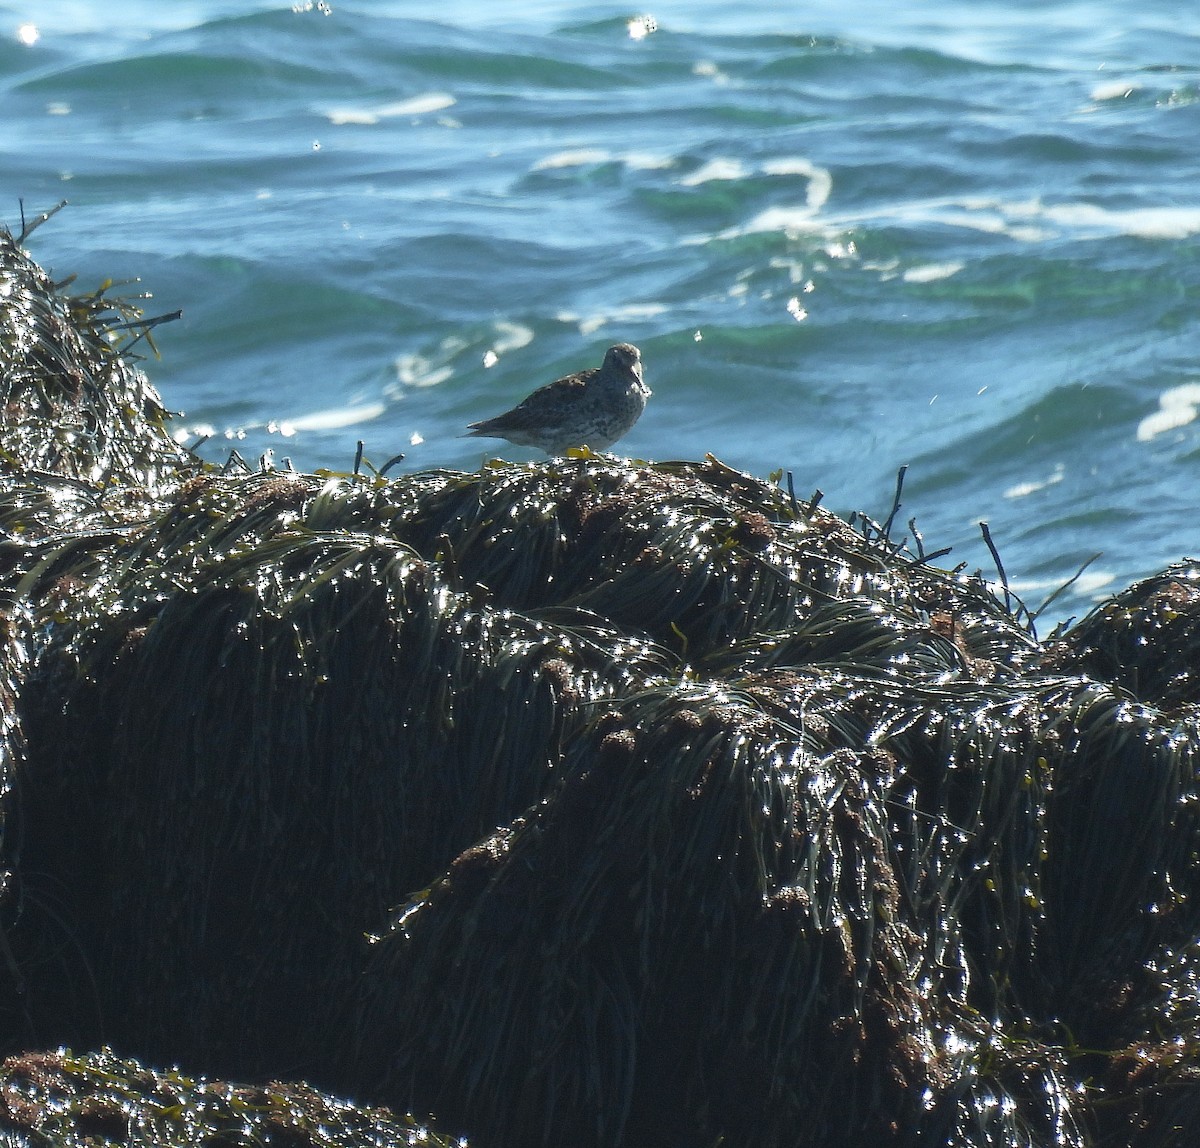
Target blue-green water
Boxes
[4,1,1200,625]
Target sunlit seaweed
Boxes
[14,470,672,1078]
[0,1046,464,1147]
[0,228,193,495]
[358,687,942,1146]
[1042,561,1200,709]
[356,659,1200,1146]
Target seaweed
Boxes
[0,227,192,495]
[0,1046,464,1147]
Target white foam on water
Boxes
[394,352,455,389]
[557,303,668,336]
[490,321,535,354]
[1143,407,1200,438]
[325,92,456,125]
[285,403,386,432]
[1010,569,1115,599]
[532,148,611,170]
[881,197,1038,240]
[1036,201,1200,239]
[890,196,1200,242]
[735,206,833,237]
[622,151,675,170]
[1137,383,1200,442]
[579,303,667,336]
[692,60,728,83]
[761,157,834,212]
[1090,80,1140,101]
[482,321,534,367]
[326,108,378,125]
[1003,464,1064,499]
[679,158,746,186]
[364,93,458,118]
[673,157,836,243]
[902,262,965,283]
[717,159,836,235]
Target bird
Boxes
[465,342,650,455]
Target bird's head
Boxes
[605,342,643,382]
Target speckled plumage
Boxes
[466,343,650,455]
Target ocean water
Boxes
[4,1,1200,627]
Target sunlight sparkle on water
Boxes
[16,23,38,45]
[627,15,657,39]
[786,297,808,321]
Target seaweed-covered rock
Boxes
[358,689,943,1147]
[14,471,672,1078]
[1042,561,1200,708]
[0,1047,464,1147]
[356,660,1200,1147]
[0,227,192,493]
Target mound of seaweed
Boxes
[0,1046,464,1148]
[0,222,191,496]
[1042,561,1200,708]
[11,467,675,1076]
[356,658,1200,1147]
[3,220,1200,1148]
[10,454,1036,1087]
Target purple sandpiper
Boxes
[466,343,650,455]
